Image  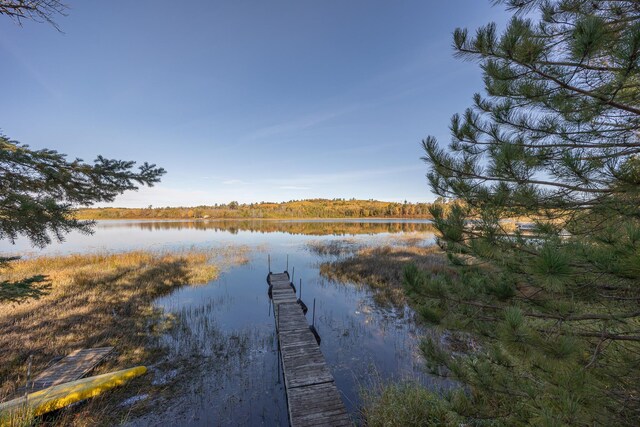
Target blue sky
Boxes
[0,1,510,207]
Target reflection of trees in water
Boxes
[105,220,436,236]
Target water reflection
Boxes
[0,219,435,257]
[141,235,441,425]
[99,218,435,236]
[0,220,441,426]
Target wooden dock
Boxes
[268,272,351,427]
[29,347,114,391]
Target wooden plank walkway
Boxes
[29,347,114,391]
[268,272,351,427]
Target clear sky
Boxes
[0,1,510,207]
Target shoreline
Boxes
[77,216,434,222]
[0,247,250,426]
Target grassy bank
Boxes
[315,240,464,425]
[317,242,449,306]
[0,247,248,426]
[320,235,640,425]
[361,381,462,427]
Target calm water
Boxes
[1,220,442,426]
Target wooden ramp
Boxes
[268,272,351,427]
[29,347,114,391]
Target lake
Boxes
[1,219,442,426]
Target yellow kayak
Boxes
[0,366,146,425]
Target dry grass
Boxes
[307,239,364,256]
[0,247,249,426]
[308,231,435,258]
[361,380,460,427]
[319,245,449,306]
[379,231,436,247]
[1,406,36,427]
[317,241,465,426]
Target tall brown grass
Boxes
[319,244,449,306]
[318,241,463,426]
[0,247,248,426]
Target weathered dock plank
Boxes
[30,347,114,391]
[268,272,350,426]
[268,272,290,284]
[272,293,297,304]
[288,382,351,427]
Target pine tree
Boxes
[0,2,165,303]
[0,136,165,302]
[418,1,640,425]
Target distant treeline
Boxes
[77,199,435,220]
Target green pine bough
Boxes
[0,136,165,303]
[417,1,640,425]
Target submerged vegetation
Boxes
[0,247,248,426]
[77,198,434,220]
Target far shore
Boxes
[76,199,437,221]
[80,216,433,221]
